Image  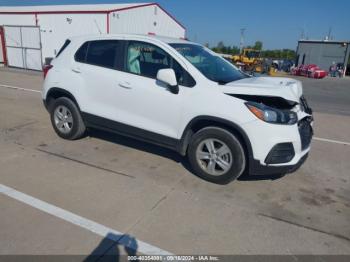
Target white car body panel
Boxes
[222,77,303,103]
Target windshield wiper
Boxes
[217,80,229,85]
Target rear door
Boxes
[74,40,126,122]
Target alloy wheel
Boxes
[195,138,233,176]
[54,105,73,134]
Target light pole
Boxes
[240,28,246,53]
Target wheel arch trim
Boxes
[45,87,80,111]
[178,116,254,161]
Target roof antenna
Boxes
[94,19,102,34]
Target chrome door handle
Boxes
[118,82,132,89]
[72,68,81,73]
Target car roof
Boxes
[68,33,199,46]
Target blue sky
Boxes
[0,0,349,49]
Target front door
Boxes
[114,40,191,140]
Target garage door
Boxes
[3,25,42,70]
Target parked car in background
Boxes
[281,59,294,72]
[292,64,327,79]
[272,59,294,72]
[42,34,313,184]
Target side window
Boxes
[172,59,196,87]
[126,41,170,78]
[75,42,88,63]
[126,41,195,87]
[85,40,119,69]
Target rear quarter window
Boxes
[75,42,89,63]
[86,40,119,69]
[74,40,121,69]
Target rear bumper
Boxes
[249,152,309,176]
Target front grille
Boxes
[299,118,313,150]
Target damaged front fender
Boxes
[226,94,297,110]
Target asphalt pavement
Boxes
[0,68,349,259]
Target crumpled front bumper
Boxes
[249,152,309,176]
[242,115,313,176]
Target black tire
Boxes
[50,97,86,140]
[187,127,246,184]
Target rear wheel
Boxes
[188,127,246,184]
[50,97,86,140]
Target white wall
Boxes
[37,13,107,59]
[109,5,185,38]
[0,14,36,26]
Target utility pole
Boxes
[327,27,332,40]
[240,28,245,53]
[299,25,306,40]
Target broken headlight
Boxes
[245,101,298,125]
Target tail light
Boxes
[43,64,53,79]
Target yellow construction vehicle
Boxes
[232,48,263,73]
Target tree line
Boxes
[208,41,296,60]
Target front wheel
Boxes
[188,127,246,184]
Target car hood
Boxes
[221,77,303,103]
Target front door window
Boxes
[126,41,170,79]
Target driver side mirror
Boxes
[157,69,179,94]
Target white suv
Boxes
[42,34,313,184]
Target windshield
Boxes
[170,43,247,84]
